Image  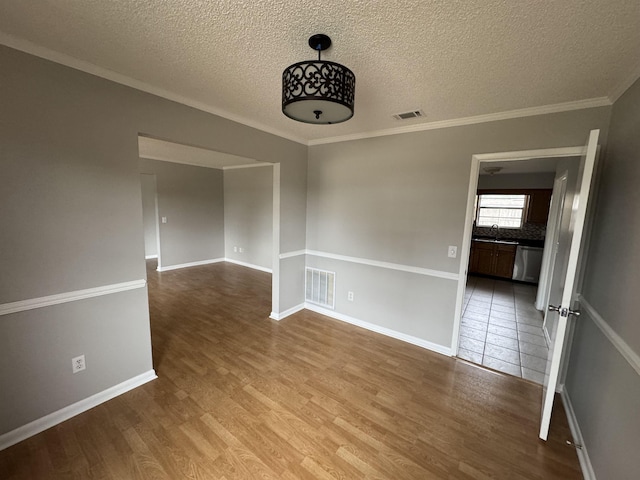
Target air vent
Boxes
[392,109,424,121]
[305,268,336,309]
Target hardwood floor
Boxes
[0,260,583,479]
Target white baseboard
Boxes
[304,303,452,357]
[156,258,224,272]
[145,254,158,259]
[561,389,596,480]
[224,258,273,274]
[270,303,305,321]
[0,370,157,451]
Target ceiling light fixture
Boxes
[282,34,355,125]
[483,166,504,175]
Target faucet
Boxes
[490,224,499,240]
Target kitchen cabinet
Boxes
[469,240,517,279]
[527,189,553,224]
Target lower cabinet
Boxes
[469,241,517,279]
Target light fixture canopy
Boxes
[282,34,355,125]
[483,166,504,175]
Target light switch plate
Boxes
[448,246,457,258]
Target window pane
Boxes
[478,194,526,208]
[476,194,526,228]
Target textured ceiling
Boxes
[1,1,640,145]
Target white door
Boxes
[539,129,599,440]
[536,173,567,313]
[540,174,568,343]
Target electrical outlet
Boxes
[347,291,354,302]
[448,246,458,258]
[72,355,86,374]
[233,246,238,252]
[161,216,167,224]
[239,247,244,253]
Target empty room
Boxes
[1,2,639,479]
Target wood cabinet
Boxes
[527,189,553,224]
[469,241,517,279]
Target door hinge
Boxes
[566,440,583,450]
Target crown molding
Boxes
[608,63,640,104]
[1,32,619,148]
[308,97,612,146]
[0,32,307,146]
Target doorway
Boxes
[140,173,160,262]
[137,135,280,316]
[460,275,548,382]
[452,147,585,383]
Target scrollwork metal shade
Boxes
[282,60,355,124]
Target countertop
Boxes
[472,236,545,248]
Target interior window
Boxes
[476,194,527,228]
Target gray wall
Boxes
[276,156,308,313]
[0,291,152,433]
[566,78,640,479]
[140,173,158,257]
[3,42,636,474]
[139,158,224,268]
[307,108,611,350]
[477,172,556,189]
[224,166,273,270]
[0,45,306,437]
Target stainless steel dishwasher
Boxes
[512,245,544,283]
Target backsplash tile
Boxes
[473,223,546,241]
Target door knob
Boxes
[548,305,580,318]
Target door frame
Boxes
[451,145,586,356]
[139,173,161,264]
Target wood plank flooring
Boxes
[0,260,583,479]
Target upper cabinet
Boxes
[526,189,553,224]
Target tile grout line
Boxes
[515,290,549,382]
[463,278,548,382]
[481,280,493,363]
[487,280,521,377]
[514,288,524,379]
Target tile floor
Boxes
[458,275,549,384]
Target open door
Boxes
[540,173,568,344]
[539,129,599,440]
